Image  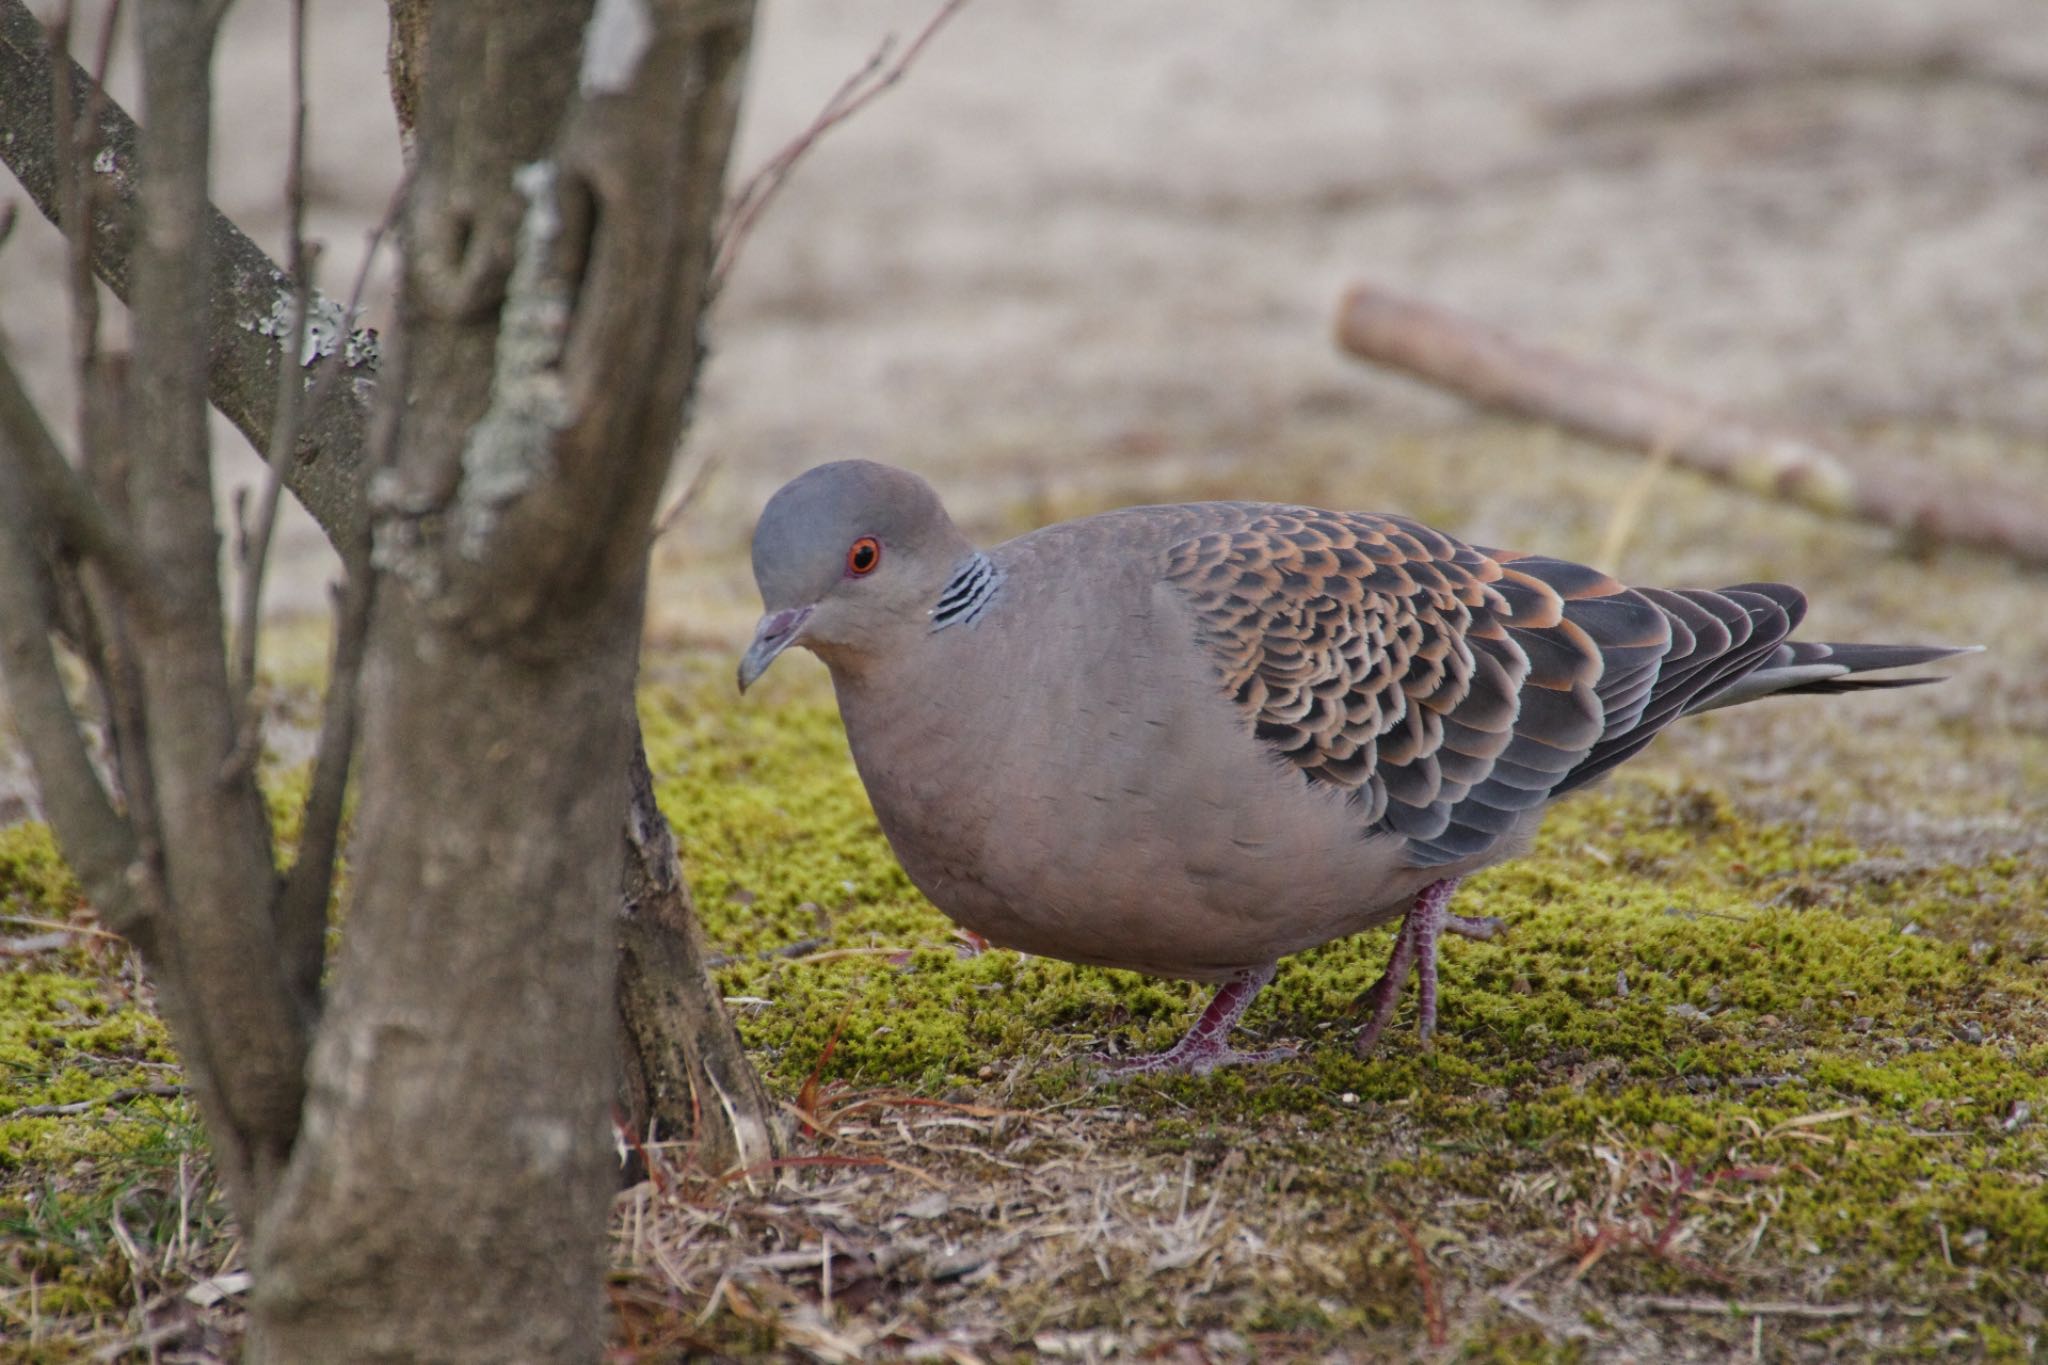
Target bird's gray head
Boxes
[739,461,974,691]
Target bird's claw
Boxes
[1095,1040,1300,1078]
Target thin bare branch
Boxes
[128,0,308,1211]
[0,344,146,944]
[232,0,314,706]
[652,449,719,539]
[709,0,970,293]
[0,0,375,546]
[47,0,122,388]
[384,0,429,156]
[71,355,165,898]
[1334,281,2048,568]
[275,557,373,1008]
[300,170,407,428]
[0,343,144,589]
[268,245,407,1002]
[268,185,411,1002]
[46,1,96,375]
[265,226,409,998]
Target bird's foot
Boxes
[1355,878,1497,1054]
[1097,1038,1300,1077]
[1095,963,1294,1078]
[1444,911,1505,941]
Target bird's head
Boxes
[739,460,974,691]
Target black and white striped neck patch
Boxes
[930,551,1002,631]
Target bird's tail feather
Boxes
[1684,640,1982,714]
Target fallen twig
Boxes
[1629,1295,1921,1319]
[1334,282,2048,568]
[712,1151,945,1191]
[703,935,827,969]
[1393,1217,1448,1349]
[0,912,124,941]
[7,1083,187,1120]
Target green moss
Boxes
[0,824,214,1349]
[0,966,185,1173]
[645,659,2048,1347]
[0,822,81,918]
[2,644,2040,1354]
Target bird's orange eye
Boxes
[847,536,882,576]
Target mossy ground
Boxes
[0,825,229,1358]
[620,660,2048,1362]
[4,440,2046,1360]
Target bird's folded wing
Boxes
[1162,509,1789,867]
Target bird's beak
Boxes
[737,605,814,693]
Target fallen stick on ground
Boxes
[1334,282,2048,569]
[1627,1295,1921,1320]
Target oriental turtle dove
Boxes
[740,461,1973,1074]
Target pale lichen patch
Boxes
[250,285,379,370]
[580,0,653,96]
[453,159,574,558]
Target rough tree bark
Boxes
[0,0,767,1357]
[0,0,775,1184]
[256,3,758,1351]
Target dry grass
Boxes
[593,1079,2016,1362]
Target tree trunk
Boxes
[2,5,771,1350]
[249,589,640,1359]
[618,722,778,1176]
[0,0,779,1176]
[244,2,763,1355]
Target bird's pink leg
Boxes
[1100,964,1297,1076]
[1355,877,1502,1054]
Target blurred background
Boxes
[3,0,2044,848]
